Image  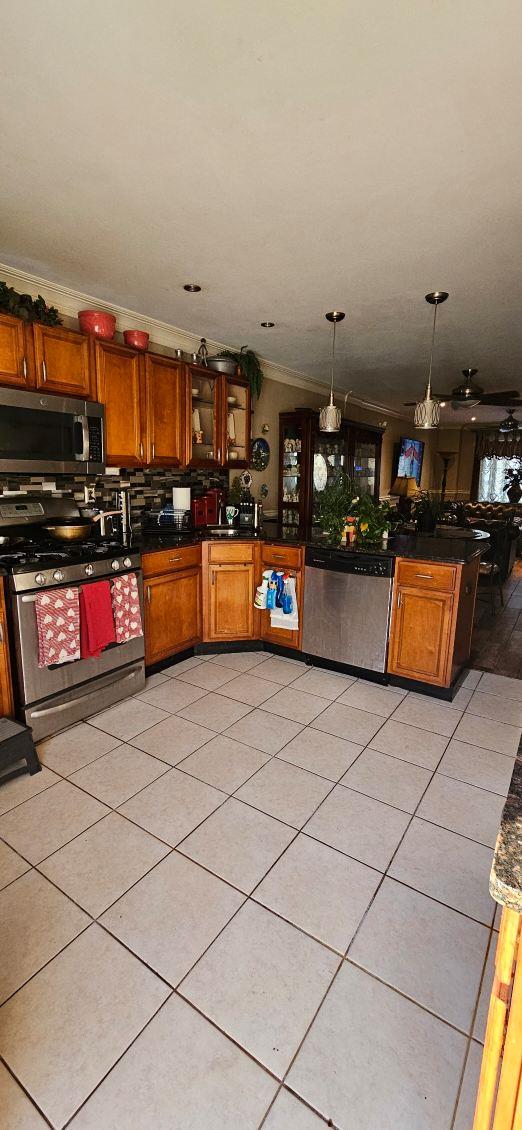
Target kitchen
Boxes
[1,3,522,1129]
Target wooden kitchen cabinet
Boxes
[144,353,184,467]
[94,339,144,466]
[0,581,14,717]
[186,363,222,469]
[0,313,32,388]
[33,324,93,399]
[143,545,202,665]
[222,372,251,469]
[207,563,255,640]
[260,542,304,651]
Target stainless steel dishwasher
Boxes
[302,546,395,674]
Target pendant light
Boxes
[319,311,345,432]
[414,291,448,430]
[499,409,520,437]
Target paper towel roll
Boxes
[172,487,191,511]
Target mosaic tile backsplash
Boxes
[0,468,229,530]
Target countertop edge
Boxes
[489,739,522,911]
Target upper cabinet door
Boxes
[144,354,184,467]
[0,313,32,388]
[187,365,222,468]
[223,374,251,469]
[33,324,93,398]
[94,340,144,466]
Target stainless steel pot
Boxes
[206,357,239,375]
[43,521,93,542]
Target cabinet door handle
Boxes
[41,359,47,383]
[169,556,182,563]
[147,585,151,604]
[397,591,402,608]
[152,442,155,459]
[22,356,27,379]
[272,554,285,560]
[415,573,433,579]
[0,620,4,644]
[211,572,216,585]
[140,441,144,460]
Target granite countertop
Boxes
[135,524,488,565]
[490,739,522,912]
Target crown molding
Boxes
[0,261,406,419]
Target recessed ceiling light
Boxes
[183,283,201,293]
[439,401,446,408]
[471,416,476,421]
[260,321,275,328]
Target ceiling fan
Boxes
[405,369,521,411]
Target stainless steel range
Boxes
[0,496,145,739]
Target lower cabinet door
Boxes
[144,568,201,665]
[388,585,454,685]
[208,564,254,640]
[261,568,302,650]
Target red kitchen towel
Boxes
[35,586,80,668]
[79,580,116,659]
[110,572,143,643]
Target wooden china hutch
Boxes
[278,408,383,527]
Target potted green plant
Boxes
[504,466,522,504]
[411,490,441,533]
[313,470,358,544]
[353,494,394,544]
[0,281,62,325]
[215,346,264,399]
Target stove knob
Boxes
[123,557,132,568]
[111,559,120,571]
[84,564,94,577]
[35,572,46,586]
[53,569,64,582]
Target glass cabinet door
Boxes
[280,419,303,526]
[312,429,351,524]
[352,432,378,498]
[189,366,220,467]
[223,375,251,468]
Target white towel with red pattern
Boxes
[35,586,80,668]
[110,572,143,643]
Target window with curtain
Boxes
[478,456,522,501]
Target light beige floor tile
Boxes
[256,656,307,685]
[178,692,252,733]
[310,701,384,745]
[0,780,108,865]
[417,775,504,848]
[0,839,30,891]
[136,679,207,712]
[216,672,282,707]
[224,708,303,754]
[175,662,240,691]
[287,961,466,1129]
[262,688,331,725]
[178,797,295,892]
[119,768,226,847]
[337,681,406,718]
[0,1062,48,1129]
[473,936,496,1043]
[39,812,169,917]
[102,851,243,985]
[262,1088,324,1128]
[289,667,357,700]
[466,689,522,727]
[69,993,276,1130]
[342,748,432,813]
[304,785,409,871]
[180,900,338,1078]
[235,759,332,828]
[176,734,269,793]
[461,668,483,690]
[0,765,60,817]
[277,728,363,782]
[0,870,88,1004]
[139,671,170,691]
[128,714,215,763]
[38,723,121,776]
[438,739,513,797]
[454,1041,483,1130]
[391,695,463,737]
[389,817,495,924]
[349,878,489,1031]
[451,712,521,756]
[70,744,169,807]
[89,698,169,741]
[369,717,449,770]
[450,685,474,709]
[479,671,522,701]
[163,655,204,674]
[208,650,270,672]
[254,834,381,954]
[0,924,169,1130]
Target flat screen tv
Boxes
[393,437,424,487]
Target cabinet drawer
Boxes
[142,544,201,577]
[207,541,255,564]
[396,559,457,593]
[261,543,303,570]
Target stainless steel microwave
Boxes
[0,388,105,474]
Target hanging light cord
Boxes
[426,303,438,399]
[329,319,337,403]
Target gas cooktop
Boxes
[0,540,132,574]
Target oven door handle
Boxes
[30,668,142,718]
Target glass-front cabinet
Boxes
[278,409,382,527]
[187,365,251,469]
[222,374,251,469]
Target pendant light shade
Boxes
[414,291,448,430]
[319,311,345,433]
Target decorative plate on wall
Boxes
[313,453,328,491]
[251,437,270,470]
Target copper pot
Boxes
[43,521,93,542]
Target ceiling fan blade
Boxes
[479,391,520,404]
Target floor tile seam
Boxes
[56,759,173,812]
[463,704,522,731]
[0,1053,55,1129]
[173,695,259,730]
[170,986,286,1087]
[37,736,127,782]
[114,778,232,850]
[310,705,396,751]
[173,842,269,899]
[58,987,176,1130]
[0,917,93,1012]
[226,765,341,835]
[247,890,356,961]
[449,945,493,1129]
[334,777,432,818]
[172,749,275,797]
[464,927,497,1052]
[211,686,335,727]
[1,805,111,871]
[0,774,64,820]
[439,737,518,764]
[407,811,499,853]
[273,749,351,785]
[257,1082,333,1129]
[85,712,172,742]
[385,701,464,740]
[435,766,511,799]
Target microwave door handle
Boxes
[74,416,89,461]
